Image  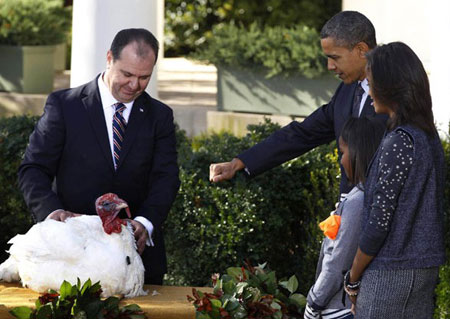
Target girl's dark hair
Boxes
[340,117,385,185]
[366,42,437,136]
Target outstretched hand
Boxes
[46,209,82,222]
[209,158,245,183]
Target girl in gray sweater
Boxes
[305,117,385,319]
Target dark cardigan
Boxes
[360,125,446,270]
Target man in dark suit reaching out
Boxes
[18,28,180,285]
[210,11,387,194]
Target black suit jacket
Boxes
[238,81,387,194]
[18,76,181,277]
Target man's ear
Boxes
[355,42,370,58]
[106,50,113,69]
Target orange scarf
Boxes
[319,215,341,240]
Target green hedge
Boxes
[0,116,35,260]
[164,0,341,57]
[0,0,71,46]
[0,116,449,316]
[166,119,339,295]
[191,22,327,78]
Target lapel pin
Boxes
[139,107,144,112]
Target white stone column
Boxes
[429,1,450,136]
[70,0,164,98]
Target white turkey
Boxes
[0,193,147,298]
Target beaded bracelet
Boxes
[344,284,359,297]
[344,270,361,290]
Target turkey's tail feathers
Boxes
[0,256,20,282]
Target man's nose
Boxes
[327,58,336,71]
[129,78,139,90]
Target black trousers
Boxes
[145,273,164,285]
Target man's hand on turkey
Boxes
[46,209,82,221]
[128,219,149,255]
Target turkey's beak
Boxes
[114,202,131,219]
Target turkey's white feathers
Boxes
[0,215,147,298]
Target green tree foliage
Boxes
[0,0,71,45]
[191,22,327,78]
[0,116,36,263]
[164,0,341,56]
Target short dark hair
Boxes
[110,28,159,63]
[366,42,437,136]
[320,11,376,49]
[340,117,385,185]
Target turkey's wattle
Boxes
[95,193,131,234]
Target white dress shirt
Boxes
[356,78,370,117]
[96,75,154,246]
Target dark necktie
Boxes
[113,103,127,169]
[352,83,365,117]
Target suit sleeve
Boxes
[237,83,343,177]
[137,107,180,230]
[18,93,65,221]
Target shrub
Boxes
[165,119,340,294]
[0,0,71,45]
[191,22,327,78]
[0,116,36,263]
[164,0,341,57]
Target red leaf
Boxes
[241,267,247,281]
[38,292,59,305]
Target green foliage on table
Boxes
[10,278,146,319]
[0,0,71,45]
[191,22,327,78]
[188,262,306,319]
[164,0,341,57]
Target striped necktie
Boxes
[113,103,127,169]
[352,83,364,117]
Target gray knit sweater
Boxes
[307,186,364,310]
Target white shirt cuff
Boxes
[134,216,154,246]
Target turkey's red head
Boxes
[95,193,131,234]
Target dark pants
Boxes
[145,273,164,285]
